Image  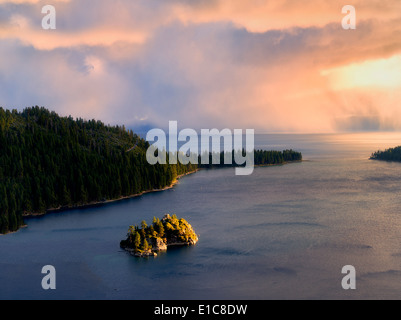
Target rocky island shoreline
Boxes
[120,214,199,257]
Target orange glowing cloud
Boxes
[322,55,401,90]
[0,26,147,50]
[1,0,401,133]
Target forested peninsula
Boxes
[0,107,196,234]
[370,146,401,162]
[0,107,302,234]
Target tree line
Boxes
[0,107,196,233]
[370,146,401,162]
[120,214,198,254]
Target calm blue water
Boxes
[2,133,401,300]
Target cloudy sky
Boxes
[1,0,401,132]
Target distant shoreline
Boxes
[369,157,401,163]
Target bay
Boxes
[2,133,401,300]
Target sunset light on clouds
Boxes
[1,0,401,132]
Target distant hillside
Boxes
[120,214,199,257]
[0,107,196,234]
[370,146,401,162]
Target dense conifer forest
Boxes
[0,107,302,234]
[371,146,401,162]
[120,214,199,257]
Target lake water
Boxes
[2,133,401,300]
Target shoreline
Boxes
[254,159,304,168]
[23,161,303,218]
[5,160,302,235]
[22,169,200,218]
[0,224,28,236]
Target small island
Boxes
[370,146,401,162]
[120,214,199,257]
